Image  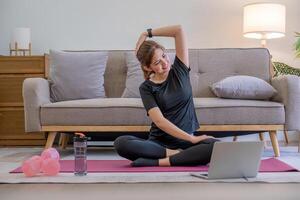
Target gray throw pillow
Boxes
[49,50,108,102]
[210,75,277,100]
[122,51,175,98]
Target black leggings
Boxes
[114,135,219,166]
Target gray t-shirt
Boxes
[139,56,199,140]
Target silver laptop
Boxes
[190,141,264,180]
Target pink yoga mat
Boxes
[10,158,298,173]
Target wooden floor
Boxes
[1,183,299,200]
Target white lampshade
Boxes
[11,28,31,49]
[243,3,286,40]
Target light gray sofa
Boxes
[23,48,300,157]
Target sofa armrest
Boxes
[271,75,300,131]
[23,78,51,132]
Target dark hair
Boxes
[136,40,165,80]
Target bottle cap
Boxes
[74,132,87,142]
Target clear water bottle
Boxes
[73,134,87,176]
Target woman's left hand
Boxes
[135,32,148,55]
[189,135,216,144]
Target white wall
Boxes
[0,0,299,142]
[1,0,299,66]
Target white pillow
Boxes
[211,75,277,100]
[49,50,108,102]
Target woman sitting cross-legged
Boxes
[114,25,219,167]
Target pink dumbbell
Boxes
[41,147,60,161]
[41,158,60,176]
[22,155,42,177]
[22,148,61,177]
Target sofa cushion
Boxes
[41,98,151,125]
[121,52,175,98]
[40,97,284,126]
[194,98,284,125]
[210,75,277,100]
[49,50,108,102]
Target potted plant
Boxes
[295,32,300,58]
[272,32,300,77]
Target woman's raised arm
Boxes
[135,25,189,67]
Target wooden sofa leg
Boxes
[45,132,57,149]
[60,133,69,149]
[298,131,300,153]
[233,136,238,141]
[269,131,280,157]
[284,130,289,144]
[259,132,264,141]
[58,133,63,146]
[259,132,268,148]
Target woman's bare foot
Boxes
[158,157,171,166]
[166,148,180,157]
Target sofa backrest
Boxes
[46,48,271,98]
[104,48,271,98]
[104,51,127,98]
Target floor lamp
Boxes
[234,3,288,144]
[243,3,286,48]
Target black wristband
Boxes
[147,28,153,38]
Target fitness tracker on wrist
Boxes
[147,28,153,38]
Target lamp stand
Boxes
[260,39,267,48]
[9,42,32,56]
